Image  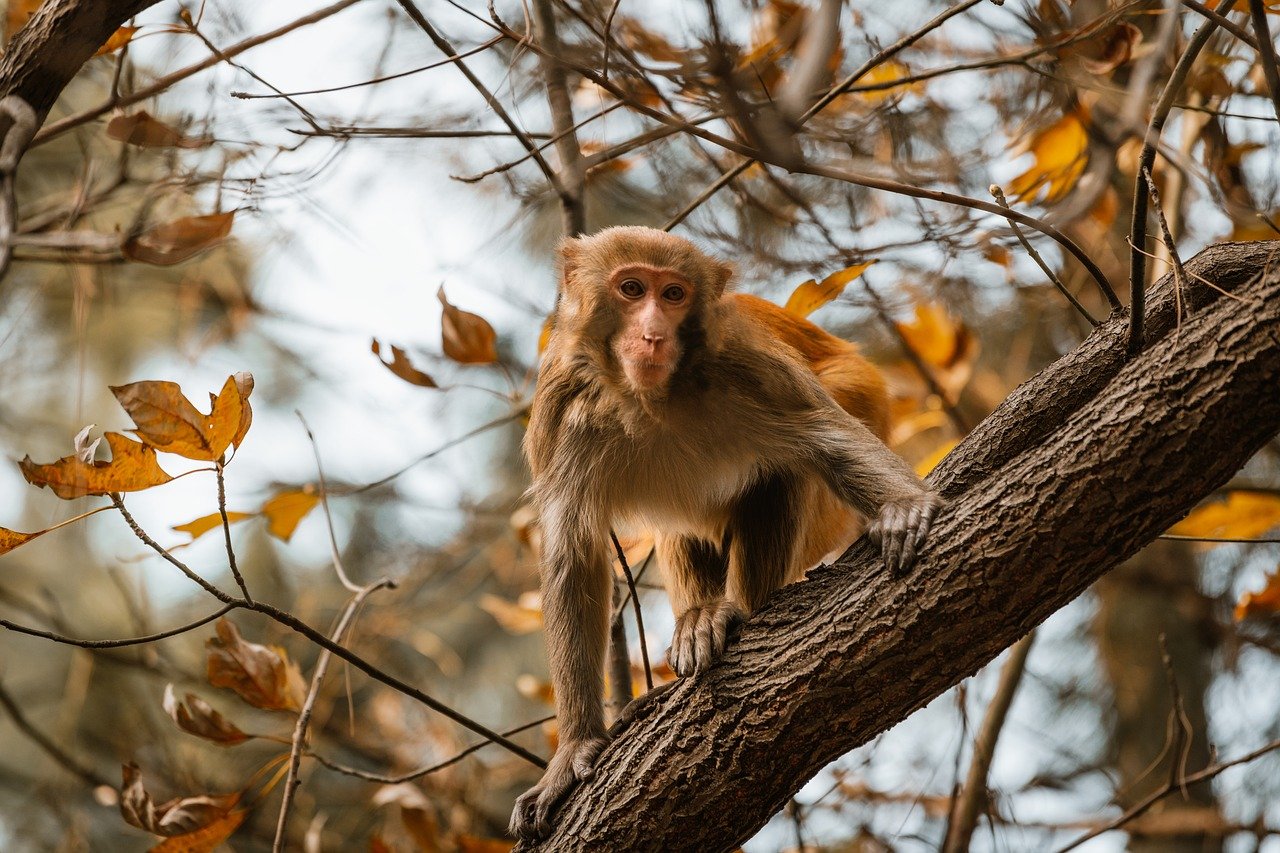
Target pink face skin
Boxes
[609,264,693,391]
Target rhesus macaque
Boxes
[511,226,940,839]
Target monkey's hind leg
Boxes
[659,532,743,677]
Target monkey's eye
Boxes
[661,284,686,303]
[619,279,644,298]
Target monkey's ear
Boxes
[710,260,734,298]
[556,237,583,285]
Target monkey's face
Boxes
[607,263,693,392]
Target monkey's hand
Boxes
[509,735,609,840]
[668,599,746,677]
[867,492,942,575]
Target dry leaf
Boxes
[124,212,234,266]
[896,303,972,369]
[372,340,438,388]
[1007,107,1090,204]
[0,525,47,556]
[172,511,253,542]
[479,592,543,634]
[162,684,253,746]
[853,60,924,105]
[107,111,209,149]
[370,837,395,853]
[21,432,173,499]
[616,18,687,63]
[784,261,875,317]
[95,25,138,56]
[74,423,101,463]
[119,763,240,837]
[438,287,498,364]
[372,784,442,853]
[261,489,319,542]
[1079,22,1142,75]
[112,375,252,461]
[206,618,306,712]
[1235,567,1280,620]
[1169,491,1280,544]
[149,810,247,853]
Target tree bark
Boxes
[517,240,1280,852]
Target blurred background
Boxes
[0,0,1278,849]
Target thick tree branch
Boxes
[517,240,1280,851]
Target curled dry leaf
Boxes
[438,287,498,364]
[112,374,252,462]
[1006,107,1090,204]
[372,339,438,388]
[124,212,234,266]
[20,432,173,499]
[1169,491,1280,545]
[1079,22,1141,76]
[149,810,247,853]
[162,684,253,746]
[206,617,306,712]
[119,763,241,838]
[94,25,138,56]
[107,111,210,149]
[74,424,101,464]
[260,489,319,542]
[1235,568,1280,621]
[784,261,875,318]
[172,511,252,542]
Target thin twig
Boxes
[1159,534,1280,543]
[1182,0,1258,47]
[297,412,360,592]
[1,604,236,648]
[531,0,587,235]
[1248,0,1280,123]
[1141,166,1190,343]
[112,495,235,603]
[990,185,1099,326]
[216,462,253,602]
[610,532,652,692]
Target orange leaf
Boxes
[20,432,173,499]
[172,511,253,542]
[124,212,234,266]
[112,375,252,461]
[205,618,306,712]
[479,592,543,635]
[370,837,396,853]
[1169,491,1280,544]
[5,0,40,39]
[457,836,515,853]
[853,60,924,105]
[119,763,241,837]
[95,25,139,56]
[260,489,319,542]
[0,525,47,555]
[162,684,253,746]
[149,810,247,853]
[1235,567,1280,620]
[784,261,875,317]
[438,287,498,364]
[107,111,209,148]
[897,303,970,368]
[372,339,438,388]
[1006,107,1090,204]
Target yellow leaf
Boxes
[480,592,543,634]
[438,287,498,364]
[107,111,209,148]
[0,525,46,555]
[855,60,924,104]
[172,511,252,542]
[124,212,234,266]
[915,439,957,476]
[20,432,173,500]
[260,489,319,542]
[1229,217,1280,242]
[95,25,139,56]
[149,810,247,852]
[896,303,967,368]
[206,618,306,712]
[372,339,437,388]
[1170,491,1280,544]
[1235,567,1280,620]
[112,375,251,462]
[784,261,875,318]
[1006,107,1090,204]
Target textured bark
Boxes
[518,240,1280,852]
[0,0,160,119]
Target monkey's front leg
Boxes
[510,521,612,841]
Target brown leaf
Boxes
[370,837,396,853]
[260,489,319,542]
[107,111,209,149]
[1079,22,1142,75]
[372,784,442,853]
[1006,107,1090,204]
[124,212,234,266]
[784,261,875,318]
[162,684,253,745]
[206,617,306,712]
[112,375,252,461]
[372,340,438,388]
[0,525,47,555]
[119,763,240,837]
[20,432,173,499]
[1236,567,1280,620]
[172,511,253,542]
[149,810,247,853]
[438,287,498,364]
[95,26,139,56]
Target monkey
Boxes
[510,226,940,840]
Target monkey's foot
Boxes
[668,599,746,677]
[510,735,609,841]
[867,492,942,575]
